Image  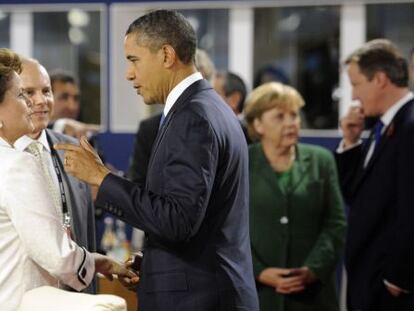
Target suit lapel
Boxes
[146,79,211,182]
[355,99,414,189]
[254,144,285,198]
[254,144,310,197]
[290,144,311,194]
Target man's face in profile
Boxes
[124,33,165,105]
[20,61,54,138]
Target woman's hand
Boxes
[276,267,318,294]
[258,266,318,294]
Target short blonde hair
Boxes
[244,82,304,141]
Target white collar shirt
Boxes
[364,91,414,167]
[163,72,203,117]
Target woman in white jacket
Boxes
[0,48,137,310]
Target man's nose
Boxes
[126,66,135,81]
[32,93,47,105]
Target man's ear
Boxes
[161,45,176,68]
[227,92,242,114]
[373,71,388,89]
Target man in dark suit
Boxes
[56,9,259,311]
[127,48,216,185]
[15,58,96,294]
[336,39,414,311]
[213,70,250,143]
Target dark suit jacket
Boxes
[46,129,96,294]
[128,113,161,185]
[96,79,259,311]
[335,99,414,311]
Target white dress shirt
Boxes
[0,137,94,310]
[163,72,203,117]
[337,92,414,167]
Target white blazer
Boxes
[0,138,94,310]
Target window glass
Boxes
[254,6,340,129]
[33,10,101,124]
[367,3,414,64]
[179,9,229,72]
[0,12,10,48]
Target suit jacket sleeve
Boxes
[384,124,414,290]
[334,144,364,204]
[304,151,346,283]
[97,112,219,244]
[3,153,95,291]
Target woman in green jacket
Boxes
[244,82,346,311]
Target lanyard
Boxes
[46,135,70,227]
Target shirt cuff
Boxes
[336,139,362,153]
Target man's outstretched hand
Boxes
[54,136,110,187]
[93,253,139,284]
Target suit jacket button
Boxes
[280,216,289,224]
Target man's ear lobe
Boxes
[162,45,176,68]
[374,71,388,88]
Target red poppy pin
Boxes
[386,122,394,137]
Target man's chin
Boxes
[29,125,46,139]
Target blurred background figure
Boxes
[48,70,100,139]
[214,70,250,143]
[194,48,216,84]
[50,70,81,120]
[245,82,346,311]
[253,64,290,89]
[409,46,414,87]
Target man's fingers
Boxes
[54,143,82,152]
[80,136,97,156]
[86,124,101,132]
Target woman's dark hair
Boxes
[0,48,22,103]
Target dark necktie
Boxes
[374,119,384,146]
[159,113,166,129]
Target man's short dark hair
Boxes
[49,70,77,91]
[126,10,196,64]
[345,39,408,87]
[218,71,247,113]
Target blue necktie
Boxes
[159,113,166,129]
[373,120,384,146]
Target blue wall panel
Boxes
[97,132,341,173]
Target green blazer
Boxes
[249,143,346,311]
